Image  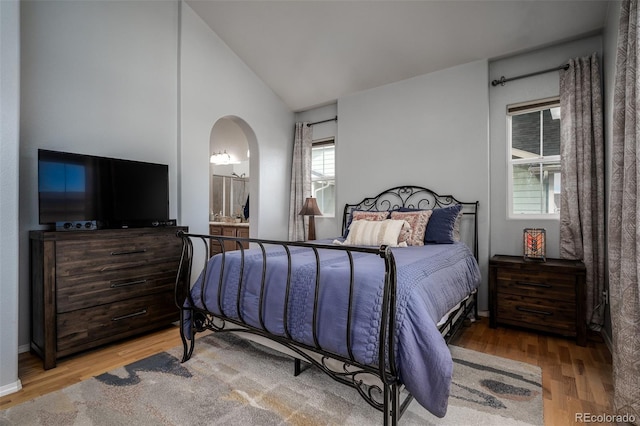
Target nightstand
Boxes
[489,255,586,346]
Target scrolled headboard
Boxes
[342,185,479,259]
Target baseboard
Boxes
[18,343,30,354]
[477,310,489,317]
[0,379,22,398]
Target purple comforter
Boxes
[186,240,480,417]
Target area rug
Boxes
[0,334,542,425]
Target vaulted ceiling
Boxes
[187,1,610,112]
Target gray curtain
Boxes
[559,53,605,329]
[288,122,312,241]
[609,0,640,420]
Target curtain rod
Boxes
[491,64,569,87]
[306,116,338,127]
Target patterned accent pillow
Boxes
[343,210,390,237]
[352,210,389,222]
[390,210,432,246]
[340,219,408,247]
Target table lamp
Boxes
[299,197,322,240]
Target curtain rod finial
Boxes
[491,76,506,87]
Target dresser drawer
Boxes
[496,269,576,299]
[56,291,178,356]
[56,264,179,313]
[56,234,182,276]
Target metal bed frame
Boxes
[174,186,479,425]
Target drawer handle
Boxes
[516,281,552,289]
[516,306,552,316]
[110,279,147,288]
[112,309,147,322]
[111,249,147,256]
[100,261,147,272]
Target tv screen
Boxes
[108,158,170,227]
[38,150,100,224]
[38,149,169,229]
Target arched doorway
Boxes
[209,116,258,233]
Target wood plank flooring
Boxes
[451,318,614,426]
[0,319,613,425]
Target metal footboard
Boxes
[174,231,411,425]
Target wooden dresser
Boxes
[489,254,586,346]
[30,226,187,369]
[209,222,249,257]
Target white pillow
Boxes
[336,219,409,247]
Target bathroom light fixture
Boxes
[210,150,240,165]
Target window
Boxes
[311,138,335,216]
[508,98,561,216]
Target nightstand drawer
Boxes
[496,269,576,299]
[497,294,576,333]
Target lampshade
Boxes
[299,197,322,216]
[299,197,322,241]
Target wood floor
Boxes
[0,319,613,425]
[452,318,614,426]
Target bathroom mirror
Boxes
[211,174,249,220]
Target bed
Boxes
[174,185,481,425]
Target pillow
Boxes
[425,204,463,244]
[352,210,390,221]
[343,210,389,237]
[390,210,432,246]
[396,220,414,245]
[339,219,408,247]
[452,209,464,242]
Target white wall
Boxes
[489,36,603,259]
[180,2,294,251]
[0,0,22,397]
[337,60,491,310]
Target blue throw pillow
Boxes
[425,204,463,244]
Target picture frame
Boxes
[523,228,546,261]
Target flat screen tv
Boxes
[38,149,170,229]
